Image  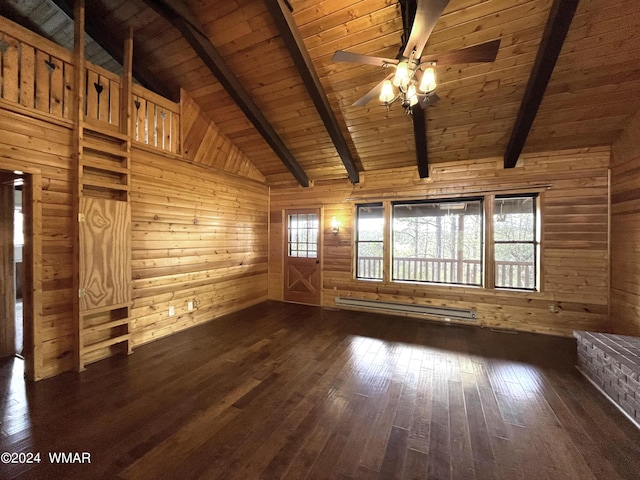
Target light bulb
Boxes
[393,61,409,88]
[419,66,437,92]
[407,84,418,106]
[379,80,395,103]
[330,217,340,234]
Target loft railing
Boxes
[132,84,180,154]
[84,63,121,129]
[0,17,181,154]
[358,257,534,289]
[0,21,74,121]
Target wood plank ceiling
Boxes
[3,0,640,185]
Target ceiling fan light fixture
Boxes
[407,84,418,106]
[379,80,395,103]
[419,65,437,93]
[393,61,410,88]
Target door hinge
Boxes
[78,288,86,298]
[78,213,85,223]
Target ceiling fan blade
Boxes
[352,74,395,107]
[371,45,403,59]
[332,50,398,67]
[419,92,440,109]
[403,0,451,59]
[419,39,501,66]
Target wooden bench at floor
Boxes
[574,330,640,428]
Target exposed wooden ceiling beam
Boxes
[264,0,360,184]
[144,0,310,187]
[504,0,580,169]
[411,105,429,178]
[50,0,174,101]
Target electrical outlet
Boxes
[168,306,175,317]
[193,299,197,308]
[549,303,558,313]
[187,301,194,311]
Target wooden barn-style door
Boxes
[284,209,322,306]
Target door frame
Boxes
[1,179,15,358]
[283,207,323,306]
[0,161,42,381]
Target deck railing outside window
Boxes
[358,257,534,289]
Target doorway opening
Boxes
[0,164,39,381]
[1,170,26,362]
[14,182,24,357]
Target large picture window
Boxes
[493,195,538,290]
[354,194,540,290]
[392,199,483,286]
[355,204,384,280]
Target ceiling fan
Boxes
[332,0,501,113]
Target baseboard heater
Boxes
[335,297,477,321]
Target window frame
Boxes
[355,202,385,280]
[391,197,485,287]
[353,192,542,292]
[492,193,540,291]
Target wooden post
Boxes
[73,0,86,371]
[22,172,42,381]
[121,28,134,137]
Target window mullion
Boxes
[485,195,495,289]
[383,200,392,283]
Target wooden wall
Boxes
[181,93,266,183]
[610,109,640,336]
[269,148,611,337]
[0,96,269,380]
[129,147,269,347]
[0,108,74,379]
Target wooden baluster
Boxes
[19,43,36,109]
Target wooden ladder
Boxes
[73,1,134,370]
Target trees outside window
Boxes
[392,199,483,285]
[354,194,539,290]
[355,204,384,280]
[288,213,318,258]
[493,195,538,290]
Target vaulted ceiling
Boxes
[3,0,640,185]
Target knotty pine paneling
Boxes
[182,92,266,182]
[0,108,74,379]
[0,97,269,380]
[610,108,640,336]
[130,148,269,348]
[79,198,130,311]
[269,148,611,337]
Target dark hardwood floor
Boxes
[1,301,639,479]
